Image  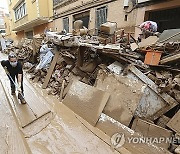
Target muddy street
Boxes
[1,1,179,152]
[0,53,119,154]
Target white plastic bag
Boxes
[36,46,54,70]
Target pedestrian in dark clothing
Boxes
[1,52,24,95]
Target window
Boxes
[14,2,26,21]
[96,6,107,29]
[63,17,69,33]
[25,31,33,39]
[73,11,90,29]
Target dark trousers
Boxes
[8,74,24,94]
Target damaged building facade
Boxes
[53,0,180,38]
[5,0,180,39]
[53,0,137,33]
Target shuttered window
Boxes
[96,6,108,29]
[63,17,69,33]
[14,2,26,21]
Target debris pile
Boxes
[4,38,34,62]
[147,70,180,103]
[8,22,180,153]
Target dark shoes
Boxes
[18,92,26,104]
[11,89,15,95]
[11,89,26,104]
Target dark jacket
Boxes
[1,60,23,76]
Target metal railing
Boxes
[14,15,28,29]
[53,0,65,6]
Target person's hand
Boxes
[4,67,9,74]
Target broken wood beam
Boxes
[42,47,60,89]
[160,53,180,64]
[128,65,178,120]
[166,110,180,134]
[77,46,86,67]
[59,80,65,101]
[132,118,173,149]
[128,65,177,105]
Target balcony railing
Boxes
[13,14,28,29]
[53,0,78,8]
[53,0,65,6]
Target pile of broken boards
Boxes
[134,29,180,105]
[4,34,44,63]
[22,29,179,153]
[61,63,180,154]
[4,38,34,62]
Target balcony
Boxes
[53,0,65,6]
[13,16,49,31]
[53,0,78,8]
[14,14,29,30]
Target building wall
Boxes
[6,0,53,41]
[107,1,137,31]
[39,0,53,18]
[33,23,48,35]
[134,0,180,38]
[15,30,25,41]
[3,14,17,40]
[0,7,6,33]
[26,0,38,21]
[54,0,137,33]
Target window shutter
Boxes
[96,6,108,29]
[63,17,69,33]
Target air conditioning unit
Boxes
[138,0,151,3]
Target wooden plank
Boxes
[128,65,178,120]
[63,80,110,126]
[132,118,173,150]
[59,80,65,101]
[42,47,60,89]
[24,79,50,118]
[160,53,180,64]
[166,110,180,134]
[96,71,143,126]
[0,83,29,153]
[128,65,178,106]
[11,95,37,127]
[77,46,85,67]
[1,78,37,128]
[96,114,170,154]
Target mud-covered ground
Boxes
[0,53,117,154]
